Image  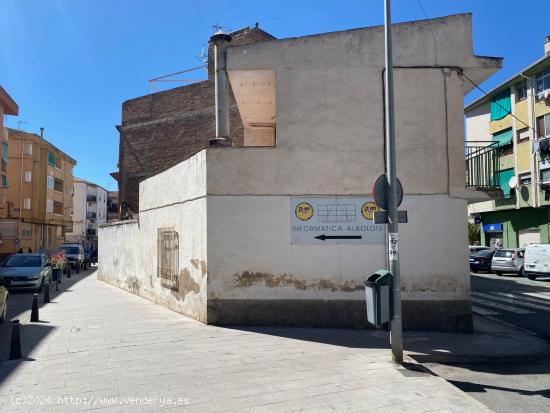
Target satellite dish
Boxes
[509,175,518,189]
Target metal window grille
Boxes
[157,228,179,291]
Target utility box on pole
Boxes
[364,270,392,327]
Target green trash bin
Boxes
[364,270,392,327]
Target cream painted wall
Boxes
[465,101,491,142]
[207,194,470,302]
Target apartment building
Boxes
[0,128,76,254]
[466,36,550,248]
[66,178,107,250]
[0,86,18,212]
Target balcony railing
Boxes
[87,195,97,202]
[86,212,97,219]
[465,141,501,189]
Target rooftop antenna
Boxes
[17,121,28,130]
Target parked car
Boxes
[469,249,496,273]
[469,245,490,255]
[524,243,550,280]
[491,248,525,276]
[59,244,84,273]
[0,282,8,323]
[0,254,52,292]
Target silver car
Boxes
[0,253,53,292]
[491,248,525,276]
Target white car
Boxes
[524,244,550,280]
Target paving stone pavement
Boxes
[0,271,491,412]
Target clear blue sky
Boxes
[1,0,549,189]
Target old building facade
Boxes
[466,36,550,248]
[0,86,18,216]
[115,26,275,216]
[100,14,501,331]
[0,128,76,254]
[66,178,107,250]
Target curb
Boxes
[402,355,495,413]
[406,313,550,365]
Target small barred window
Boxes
[157,228,179,291]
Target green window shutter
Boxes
[48,151,56,166]
[496,168,515,198]
[1,175,7,188]
[490,89,511,121]
[492,128,513,146]
[2,143,8,162]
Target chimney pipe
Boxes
[545,35,550,56]
[39,127,44,139]
[209,31,233,147]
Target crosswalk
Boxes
[471,290,550,316]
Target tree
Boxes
[468,222,481,245]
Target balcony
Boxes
[87,195,97,202]
[86,212,97,219]
[465,141,502,198]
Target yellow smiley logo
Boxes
[295,202,314,221]
[361,201,379,221]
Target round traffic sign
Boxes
[372,174,403,210]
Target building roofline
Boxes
[74,176,108,192]
[228,13,473,49]
[0,86,19,116]
[5,127,77,165]
[465,54,550,112]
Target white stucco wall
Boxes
[207,195,469,302]
[98,151,208,322]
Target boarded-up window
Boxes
[157,228,179,291]
[53,201,63,215]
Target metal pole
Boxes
[384,0,403,364]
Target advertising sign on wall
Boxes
[290,197,385,244]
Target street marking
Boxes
[473,292,550,312]
[472,306,498,316]
[524,292,550,301]
[471,296,533,314]
[495,292,550,307]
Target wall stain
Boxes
[233,271,363,292]
[126,276,140,294]
[173,268,200,300]
[190,259,207,276]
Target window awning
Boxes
[496,168,515,198]
[492,128,513,146]
[490,89,511,121]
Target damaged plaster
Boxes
[232,271,364,292]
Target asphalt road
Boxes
[427,273,550,413]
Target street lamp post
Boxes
[383,0,403,364]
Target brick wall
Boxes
[118,27,275,214]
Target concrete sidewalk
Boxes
[0,273,491,413]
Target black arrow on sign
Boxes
[315,234,362,241]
